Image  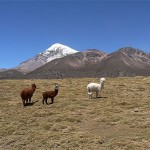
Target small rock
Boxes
[98,139,104,144]
[134,108,139,112]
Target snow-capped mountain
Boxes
[17,43,78,72]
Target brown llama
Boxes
[20,83,36,106]
[42,83,59,105]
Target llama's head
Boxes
[55,83,59,90]
[31,84,36,90]
[100,78,105,89]
[100,78,105,82]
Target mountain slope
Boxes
[26,49,108,78]
[17,43,78,73]
[96,47,150,77]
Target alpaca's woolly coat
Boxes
[87,78,105,98]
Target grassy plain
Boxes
[0,77,150,150]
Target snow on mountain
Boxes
[17,43,78,73]
[41,43,78,62]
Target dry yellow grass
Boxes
[0,77,150,150]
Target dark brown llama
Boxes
[20,83,36,106]
[42,83,59,105]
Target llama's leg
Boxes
[88,89,92,99]
[42,98,45,105]
[96,91,99,98]
[45,98,49,105]
[88,92,92,99]
[29,97,31,103]
[99,92,101,98]
[22,99,25,106]
[25,99,28,105]
[89,94,91,99]
[51,97,54,104]
[90,92,92,99]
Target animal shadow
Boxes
[97,96,107,99]
[24,100,39,107]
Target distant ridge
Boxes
[0,69,24,79]
[0,46,150,79]
[0,68,7,72]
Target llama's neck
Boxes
[31,87,36,93]
[100,81,104,89]
[55,89,58,96]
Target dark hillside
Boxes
[96,47,150,77]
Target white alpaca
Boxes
[87,78,105,99]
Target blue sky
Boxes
[0,0,150,68]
